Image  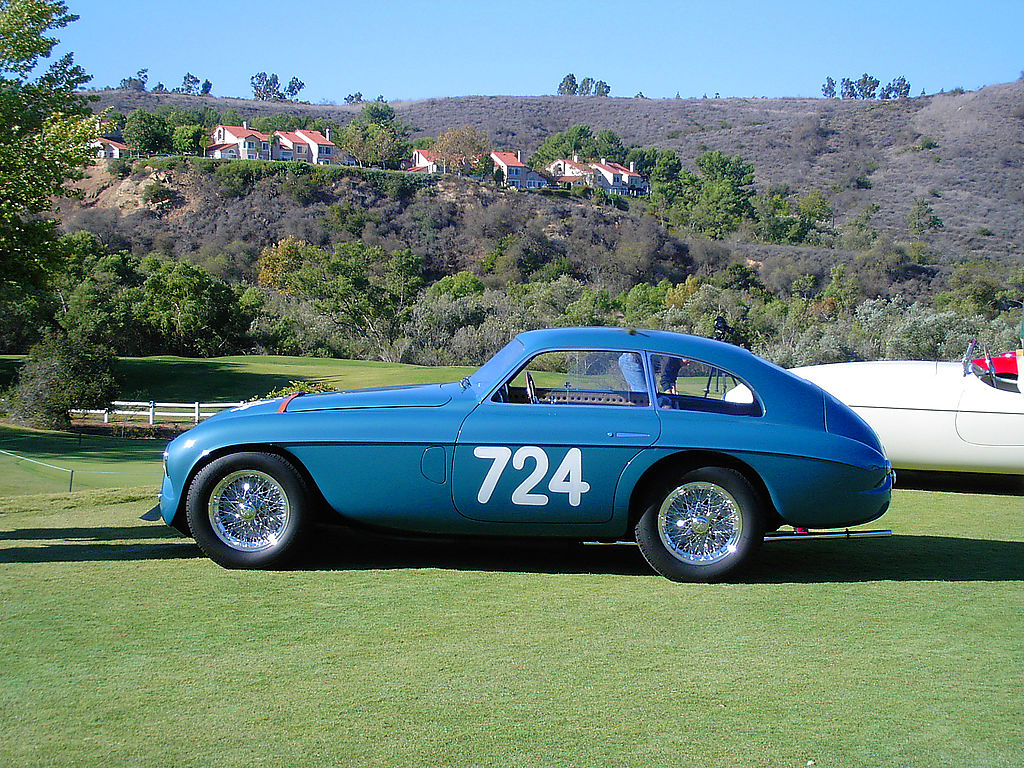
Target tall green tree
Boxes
[529,124,626,167]
[137,259,251,356]
[338,102,409,168]
[557,73,578,95]
[172,124,206,155]
[0,0,97,351]
[123,109,172,154]
[258,238,424,362]
[251,71,283,100]
[433,125,491,174]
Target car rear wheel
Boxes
[186,452,310,569]
[635,467,765,582]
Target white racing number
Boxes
[473,446,591,507]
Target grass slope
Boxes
[1,354,474,402]
[0,488,1021,767]
[115,355,474,402]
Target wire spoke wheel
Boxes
[636,467,765,582]
[208,470,291,552]
[186,452,310,568]
[658,481,742,565]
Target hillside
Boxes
[86,81,1024,260]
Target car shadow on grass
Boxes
[303,528,651,577]
[302,527,1024,583]
[750,535,1024,583]
[0,524,200,564]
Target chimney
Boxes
[326,128,332,142]
[600,157,606,164]
[573,154,580,163]
[516,150,521,162]
[242,120,249,130]
[629,161,635,173]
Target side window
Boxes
[495,350,650,407]
[649,355,761,416]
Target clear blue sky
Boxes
[55,0,1023,103]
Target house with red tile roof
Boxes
[544,156,596,188]
[545,155,648,195]
[206,124,353,165]
[490,151,548,189]
[405,148,443,173]
[208,123,271,160]
[589,159,648,195]
[273,129,345,164]
[92,138,131,159]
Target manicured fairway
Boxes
[1,486,1021,768]
[0,424,164,496]
[4,355,476,403]
[114,355,475,402]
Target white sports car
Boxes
[792,343,1023,475]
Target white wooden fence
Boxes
[72,400,244,425]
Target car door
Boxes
[955,372,1024,448]
[452,349,660,524]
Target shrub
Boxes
[107,158,132,178]
[142,182,179,206]
[7,332,119,429]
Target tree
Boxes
[172,123,206,155]
[285,76,304,100]
[593,80,610,97]
[200,78,212,95]
[433,125,491,174]
[123,109,172,154]
[136,259,251,355]
[118,67,147,91]
[880,75,910,99]
[7,329,119,428]
[345,92,363,104]
[855,73,879,100]
[258,238,424,361]
[338,107,408,169]
[840,77,856,99]
[907,197,943,234]
[822,76,836,98]
[361,100,396,125]
[578,77,594,96]
[177,72,199,94]
[557,73,578,95]
[251,71,283,100]
[1,0,97,349]
[594,129,626,163]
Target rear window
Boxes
[649,354,761,416]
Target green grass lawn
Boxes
[2,352,475,403]
[0,424,164,496]
[1,486,1021,767]
[116,355,475,402]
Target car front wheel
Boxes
[635,467,765,582]
[186,452,310,569]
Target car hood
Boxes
[792,361,966,411]
[282,382,456,413]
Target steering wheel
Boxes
[525,371,539,404]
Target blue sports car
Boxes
[160,328,893,581]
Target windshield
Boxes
[465,338,525,396]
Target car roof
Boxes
[515,327,758,367]
[512,327,822,423]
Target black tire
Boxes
[635,467,766,582]
[186,452,310,569]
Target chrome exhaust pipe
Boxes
[764,529,893,541]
